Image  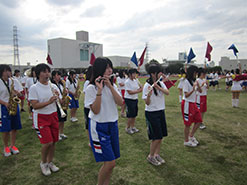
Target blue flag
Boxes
[228,44,238,57]
[131,52,138,67]
[187,48,196,63]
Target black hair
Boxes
[0,64,11,78]
[14,69,20,76]
[180,68,185,74]
[91,57,114,85]
[231,69,234,74]
[128,68,137,77]
[30,67,36,77]
[118,70,125,79]
[85,66,93,81]
[51,70,62,85]
[235,68,240,75]
[197,68,206,78]
[145,63,162,96]
[186,65,198,86]
[68,70,76,84]
[35,63,51,80]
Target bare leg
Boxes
[2,132,10,148]
[184,125,190,142]
[59,122,64,135]
[98,161,116,185]
[10,130,17,147]
[41,143,52,163]
[154,140,162,156]
[47,143,56,163]
[130,118,136,128]
[21,99,24,110]
[190,123,201,137]
[70,108,76,118]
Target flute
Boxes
[49,82,66,118]
[96,74,116,82]
[145,76,163,96]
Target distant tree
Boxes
[164,63,184,74]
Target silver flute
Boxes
[96,74,115,82]
[145,76,163,96]
[49,81,66,118]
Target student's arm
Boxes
[90,77,103,115]
[153,82,169,95]
[30,97,57,110]
[144,90,152,105]
[184,82,196,98]
[0,99,8,108]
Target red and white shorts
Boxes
[121,89,125,104]
[33,112,59,144]
[181,100,202,126]
[199,95,207,113]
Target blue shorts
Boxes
[89,119,120,162]
[125,98,138,118]
[0,105,22,132]
[241,81,247,87]
[69,94,79,109]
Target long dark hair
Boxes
[197,68,206,78]
[85,66,93,81]
[186,65,198,86]
[146,63,162,96]
[0,64,11,78]
[68,70,76,84]
[118,69,125,79]
[51,70,63,86]
[90,57,114,85]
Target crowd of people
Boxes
[0,59,246,185]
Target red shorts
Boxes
[19,90,25,100]
[199,96,207,113]
[33,112,59,144]
[121,89,125,104]
[181,100,202,126]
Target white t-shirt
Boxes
[124,78,140,100]
[25,77,37,90]
[215,73,219,81]
[20,76,27,85]
[177,78,185,89]
[183,79,196,103]
[142,81,167,111]
[83,80,90,108]
[0,78,23,103]
[85,84,120,122]
[66,79,78,94]
[209,73,214,82]
[116,77,126,91]
[196,78,207,96]
[28,81,61,114]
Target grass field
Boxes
[0,79,247,185]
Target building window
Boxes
[80,49,89,61]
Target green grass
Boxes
[0,79,247,185]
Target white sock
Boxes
[236,99,239,107]
[179,95,182,103]
[232,99,235,107]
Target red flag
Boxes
[138,47,147,67]
[164,80,177,89]
[90,53,96,65]
[205,42,213,61]
[46,54,53,65]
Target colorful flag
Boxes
[90,53,96,65]
[46,54,53,65]
[131,52,138,67]
[164,80,177,89]
[187,48,196,63]
[205,42,213,61]
[138,46,147,67]
[228,44,238,57]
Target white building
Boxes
[219,57,247,71]
[47,31,103,69]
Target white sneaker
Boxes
[60,134,68,139]
[184,140,197,147]
[59,136,62,141]
[189,136,199,145]
[131,127,139,133]
[40,162,51,176]
[48,162,59,172]
[70,117,78,122]
[200,123,206,130]
[125,127,134,134]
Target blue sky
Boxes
[0,0,246,65]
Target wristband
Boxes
[96,94,102,96]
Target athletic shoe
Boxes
[40,162,51,176]
[184,140,197,147]
[131,127,139,133]
[21,109,26,112]
[147,156,161,166]
[3,147,11,157]
[125,127,134,134]
[70,117,78,122]
[200,123,206,130]
[48,162,59,172]
[60,134,68,139]
[10,146,19,155]
[189,136,199,145]
[59,136,62,141]
[155,155,166,164]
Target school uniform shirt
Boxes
[142,81,167,111]
[116,77,126,91]
[183,79,196,103]
[85,84,120,122]
[196,78,207,96]
[215,73,219,81]
[83,80,90,108]
[177,77,185,89]
[209,73,214,82]
[28,81,61,114]
[124,78,140,100]
[231,80,243,91]
[0,78,23,103]
[225,74,231,83]
[66,79,77,94]
[25,77,37,90]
